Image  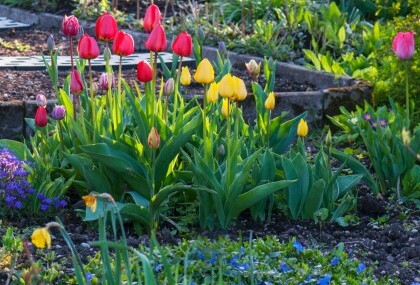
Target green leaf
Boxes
[119,203,152,230]
[302,179,325,219]
[336,175,362,200]
[0,140,33,161]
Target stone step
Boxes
[0,16,31,31]
[0,52,194,71]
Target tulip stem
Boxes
[70,37,77,120]
[267,110,271,148]
[88,59,96,142]
[173,56,183,126]
[203,83,210,164]
[226,100,231,187]
[405,61,410,123]
[152,52,158,128]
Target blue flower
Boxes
[209,255,216,265]
[293,241,305,252]
[85,272,93,281]
[318,274,331,285]
[356,263,366,274]
[330,257,340,266]
[279,262,292,273]
[197,251,205,261]
[154,263,163,272]
[410,282,420,285]
[237,263,249,271]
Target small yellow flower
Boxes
[194,58,215,84]
[297,119,309,137]
[31,227,51,249]
[221,98,230,118]
[82,194,98,212]
[180,66,191,86]
[232,76,247,101]
[207,82,219,103]
[264,92,275,110]
[218,73,235,99]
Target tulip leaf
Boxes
[302,179,325,219]
[119,203,152,230]
[0,139,33,161]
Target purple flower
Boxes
[293,240,305,252]
[370,121,378,129]
[330,257,340,266]
[362,112,372,121]
[378,118,387,128]
[51,105,66,120]
[40,204,49,211]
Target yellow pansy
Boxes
[194,58,215,84]
[207,82,219,103]
[218,73,235,99]
[297,119,308,137]
[82,194,98,212]
[221,98,230,118]
[31,227,51,249]
[264,92,275,110]
[180,66,191,86]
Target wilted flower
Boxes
[148,127,160,150]
[99,72,116,90]
[392,31,415,60]
[82,194,98,212]
[164,78,175,96]
[31,227,51,249]
[51,105,66,120]
[194,58,215,84]
[36,94,47,107]
[264,92,275,110]
[297,119,308,137]
[245,59,261,78]
[180,66,191,86]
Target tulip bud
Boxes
[103,46,112,62]
[392,31,415,60]
[194,58,215,84]
[218,73,235,99]
[51,105,66,120]
[264,92,275,110]
[112,30,135,57]
[62,15,80,37]
[196,26,205,44]
[148,127,160,150]
[325,129,332,146]
[36,94,47,107]
[164,78,175,96]
[78,33,100,60]
[95,12,118,42]
[70,70,84,95]
[136,60,153,83]
[218,41,227,60]
[297,119,308,137]
[180,66,191,86]
[77,26,84,38]
[47,35,55,52]
[99,72,116,90]
[143,4,162,33]
[218,144,225,156]
[35,107,48,127]
[207,82,219,103]
[402,128,411,147]
[245,59,261,79]
[221,99,230,118]
[172,32,193,57]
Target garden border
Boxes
[0,5,372,139]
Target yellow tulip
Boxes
[82,194,98,212]
[180,66,191,86]
[31,227,52,249]
[245,59,261,78]
[194,58,215,84]
[264,92,275,110]
[232,76,247,101]
[297,119,309,137]
[221,98,230,118]
[218,73,235,98]
[207,82,219,103]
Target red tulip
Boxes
[112,30,135,56]
[143,4,162,33]
[95,12,118,42]
[70,70,84,94]
[62,15,80,37]
[392,31,415,60]
[136,60,153,82]
[145,24,167,52]
[172,32,192,57]
[78,33,100,60]
[35,107,48,127]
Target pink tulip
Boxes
[392,31,415,60]
[70,70,84,94]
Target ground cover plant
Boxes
[0,1,419,284]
